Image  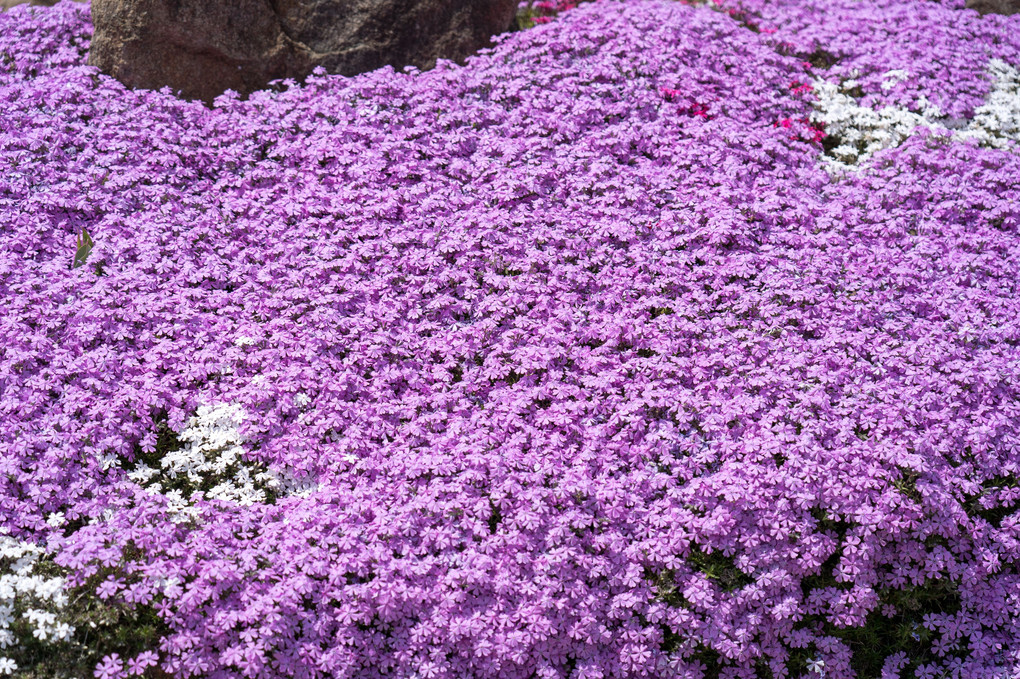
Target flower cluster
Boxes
[808,76,944,171]
[956,59,1020,150]
[1,0,1019,678]
[0,533,74,675]
[809,60,1020,173]
[128,402,317,518]
[517,0,584,26]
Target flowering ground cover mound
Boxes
[1,0,1020,677]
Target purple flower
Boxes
[125,652,158,676]
[94,654,124,679]
[2,1,1020,678]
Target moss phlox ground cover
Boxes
[1,0,1020,677]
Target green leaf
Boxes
[72,227,93,269]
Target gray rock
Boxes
[939,116,971,130]
[966,0,1020,14]
[88,0,519,105]
[88,0,306,105]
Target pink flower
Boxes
[126,652,158,676]
[94,655,125,679]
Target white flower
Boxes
[810,77,937,173]
[813,59,1020,176]
[10,556,37,577]
[880,69,910,91]
[24,609,58,640]
[234,335,256,347]
[0,580,13,603]
[128,464,159,484]
[45,512,65,528]
[50,621,74,642]
[806,657,826,675]
[956,59,1020,150]
[97,453,121,471]
[35,576,67,604]
[0,537,40,562]
[136,402,317,513]
[157,577,181,597]
[0,657,16,675]
[271,468,319,498]
[12,573,42,594]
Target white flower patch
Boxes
[956,59,1020,150]
[151,576,182,599]
[163,403,250,489]
[811,60,1020,174]
[879,69,910,92]
[810,76,944,173]
[157,488,205,524]
[0,533,75,671]
[136,403,318,517]
[269,468,320,499]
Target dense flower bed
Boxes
[1,0,1019,677]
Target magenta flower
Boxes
[94,655,124,679]
[2,1,1019,678]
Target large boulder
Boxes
[88,0,519,104]
[966,0,1020,13]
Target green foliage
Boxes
[513,0,548,30]
[798,550,963,679]
[3,546,165,679]
[127,409,191,497]
[963,474,1020,528]
[648,512,965,678]
[687,544,754,592]
[71,226,93,270]
[893,466,923,504]
[811,580,960,678]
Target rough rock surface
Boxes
[966,0,1020,14]
[88,0,519,104]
